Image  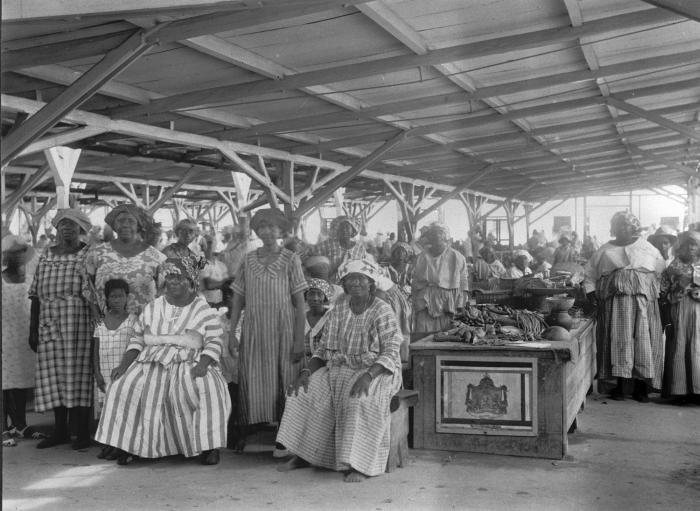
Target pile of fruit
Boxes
[432,304,548,345]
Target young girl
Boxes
[93,279,137,459]
[304,278,334,357]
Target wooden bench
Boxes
[386,389,419,472]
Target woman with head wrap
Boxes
[29,209,95,449]
[312,216,368,283]
[228,208,307,454]
[411,222,470,335]
[277,258,402,482]
[506,249,534,279]
[85,203,166,316]
[659,231,700,404]
[583,211,665,402]
[388,242,414,288]
[95,257,230,465]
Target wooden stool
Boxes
[386,389,419,472]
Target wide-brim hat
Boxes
[677,230,700,248]
[648,225,678,246]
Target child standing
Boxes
[93,279,137,459]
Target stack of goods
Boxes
[433,304,548,345]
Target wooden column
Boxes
[688,177,700,225]
[45,146,80,208]
[20,196,56,245]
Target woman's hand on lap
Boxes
[350,373,372,398]
[288,373,309,396]
[191,362,209,378]
[111,364,128,380]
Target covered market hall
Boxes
[1,1,699,510]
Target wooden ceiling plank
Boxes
[1,26,165,166]
[627,144,698,177]
[109,8,682,117]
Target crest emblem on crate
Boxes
[465,373,508,416]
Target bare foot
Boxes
[343,470,367,483]
[277,455,310,472]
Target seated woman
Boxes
[277,259,402,482]
[472,246,507,281]
[506,250,533,279]
[95,257,231,465]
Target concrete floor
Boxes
[2,391,699,511]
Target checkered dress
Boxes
[93,314,137,414]
[29,245,94,411]
[313,239,367,283]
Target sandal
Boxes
[3,438,18,447]
[117,451,137,466]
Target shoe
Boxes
[632,380,649,403]
[72,438,92,450]
[201,449,220,465]
[36,436,70,449]
[117,451,137,465]
[273,447,290,458]
[609,387,625,401]
[97,446,112,459]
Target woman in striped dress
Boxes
[277,258,402,482]
[229,208,307,453]
[583,211,666,401]
[660,231,700,404]
[95,257,231,465]
[29,209,95,450]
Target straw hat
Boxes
[647,225,678,246]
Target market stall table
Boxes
[410,318,595,460]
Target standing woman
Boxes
[162,218,207,269]
[313,216,367,283]
[583,211,666,401]
[229,208,307,449]
[85,204,166,315]
[2,236,39,443]
[659,231,700,403]
[411,222,470,335]
[29,209,95,449]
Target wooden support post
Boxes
[1,26,164,165]
[113,182,145,207]
[607,96,700,142]
[525,204,533,238]
[44,146,81,208]
[687,177,700,225]
[20,196,56,245]
[641,0,700,22]
[1,164,51,216]
[231,171,252,235]
[502,200,518,249]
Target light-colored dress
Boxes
[85,242,166,314]
[95,296,231,458]
[199,259,228,304]
[93,314,137,414]
[660,258,700,395]
[584,238,665,388]
[29,245,94,411]
[411,247,469,334]
[277,296,402,477]
[2,276,35,389]
[232,248,307,425]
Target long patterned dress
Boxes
[93,314,138,414]
[660,258,700,395]
[29,245,93,411]
[411,247,469,334]
[232,248,307,425]
[2,276,35,389]
[584,238,666,389]
[277,296,402,477]
[95,296,231,458]
[85,242,166,314]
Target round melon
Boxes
[542,326,571,342]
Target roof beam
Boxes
[1,26,165,166]
[641,0,700,22]
[108,7,682,117]
[606,96,700,142]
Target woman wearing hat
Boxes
[648,225,678,264]
[659,231,700,403]
[85,204,166,316]
[2,236,39,444]
[277,258,402,482]
[411,222,470,335]
[584,211,666,402]
[553,234,576,265]
[229,208,307,451]
[312,215,367,283]
[95,258,231,465]
[28,209,95,449]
